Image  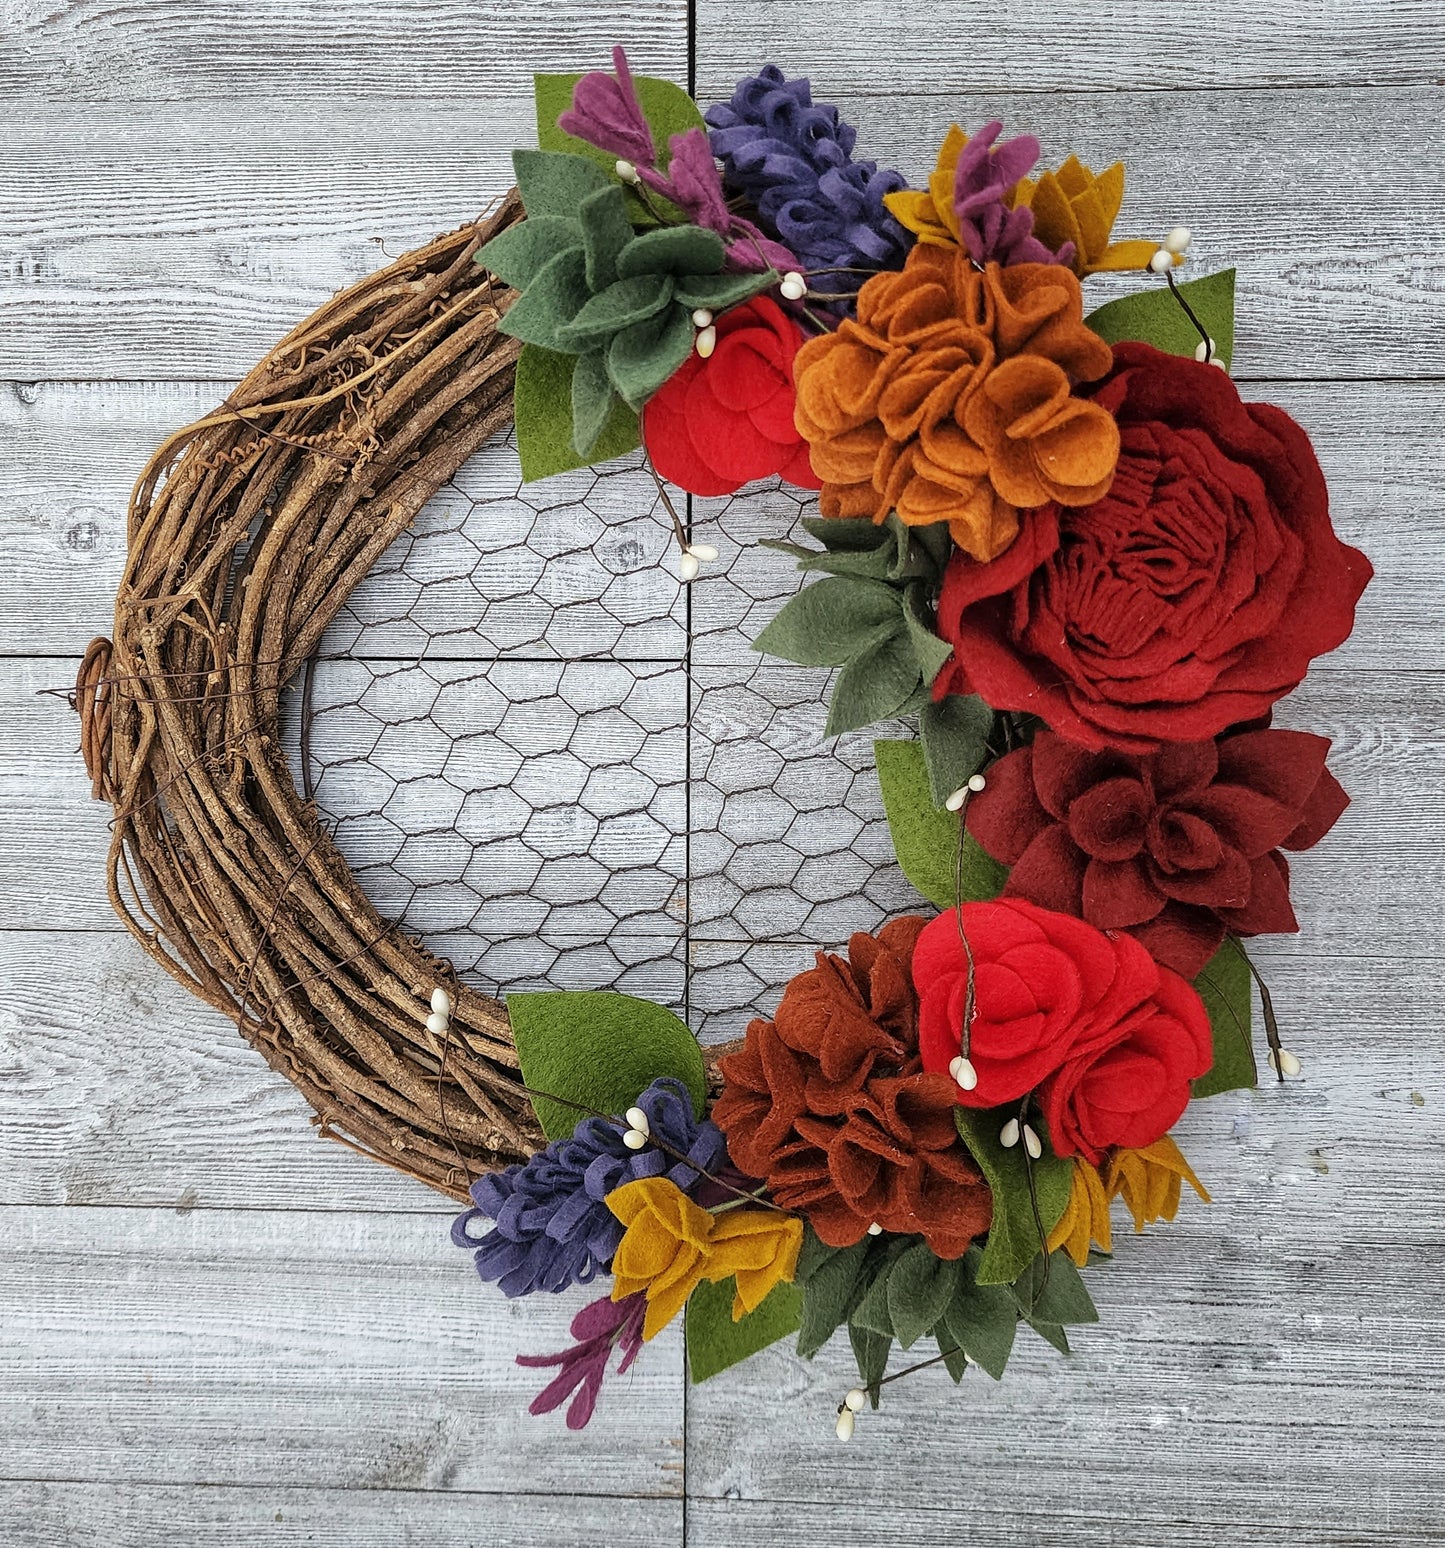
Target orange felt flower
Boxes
[792,246,1119,561]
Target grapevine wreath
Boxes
[77,52,1372,1435]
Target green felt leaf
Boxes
[673,268,777,312]
[795,1235,873,1360]
[886,1242,961,1350]
[607,302,695,408]
[554,273,674,351]
[773,539,895,581]
[686,1275,803,1384]
[941,1341,970,1382]
[874,737,1009,911]
[1011,1251,1100,1326]
[942,1252,1019,1380]
[848,1323,892,1408]
[824,624,920,736]
[901,582,954,687]
[617,224,726,279]
[513,147,614,220]
[799,515,886,552]
[476,215,582,290]
[919,695,995,808]
[849,1259,897,1339]
[535,71,706,177]
[1191,936,1257,1098]
[578,185,635,293]
[513,344,640,482]
[954,1107,1074,1286]
[1029,1320,1071,1356]
[570,349,617,458]
[496,246,592,351]
[1085,268,1237,371]
[752,576,903,668]
[506,989,705,1141]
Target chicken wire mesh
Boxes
[282,429,920,1044]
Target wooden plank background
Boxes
[2,2,1443,1542]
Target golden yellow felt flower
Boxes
[1105,1135,1210,1233]
[1012,156,1176,277]
[605,1177,803,1340]
[1047,1158,1113,1267]
[884,123,969,247]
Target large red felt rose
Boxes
[967,725,1350,976]
[913,898,1212,1162]
[642,297,823,496]
[933,342,1373,752]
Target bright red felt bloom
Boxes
[913,898,1213,1163]
[932,342,1373,752]
[967,725,1350,976]
[641,297,823,496]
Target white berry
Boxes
[1163,225,1192,254]
[1148,248,1174,275]
[695,324,717,359]
[430,987,453,1016]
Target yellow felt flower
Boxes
[884,123,969,248]
[1012,156,1175,277]
[1047,1158,1114,1267]
[605,1177,803,1340]
[1105,1135,1210,1233]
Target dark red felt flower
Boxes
[932,342,1372,752]
[712,917,992,1258]
[967,725,1349,976]
[641,296,823,496]
[913,898,1212,1163]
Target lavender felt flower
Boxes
[517,1291,646,1430]
[558,45,656,166]
[953,120,1075,269]
[451,1077,728,1298]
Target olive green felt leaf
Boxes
[1191,936,1257,1098]
[578,185,635,292]
[919,695,995,809]
[607,303,696,409]
[941,1251,1019,1380]
[476,214,583,290]
[535,71,706,178]
[954,1107,1073,1286]
[825,625,922,736]
[512,148,615,220]
[795,1234,873,1359]
[848,1323,892,1408]
[1010,1250,1100,1327]
[686,1276,803,1384]
[506,989,705,1141]
[753,576,902,668]
[496,247,592,351]
[513,345,640,482]
[887,1242,962,1349]
[1085,268,1236,371]
[874,738,1009,911]
[570,349,618,459]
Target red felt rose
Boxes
[967,725,1350,976]
[641,297,823,497]
[932,342,1373,752]
[913,897,1212,1162]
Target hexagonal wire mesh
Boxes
[282,429,921,1044]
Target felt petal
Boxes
[964,746,1052,865]
[1083,856,1166,928]
[1283,765,1349,850]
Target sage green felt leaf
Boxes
[1029,1320,1071,1355]
[874,737,1009,911]
[497,247,592,350]
[607,303,695,408]
[942,1253,1019,1380]
[570,349,617,458]
[795,1234,872,1359]
[618,223,726,279]
[555,274,674,351]
[825,624,920,736]
[954,1107,1073,1286]
[752,576,903,668]
[941,1342,970,1382]
[799,514,885,552]
[476,215,582,290]
[848,1323,892,1408]
[849,1259,897,1339]
[673,268,777,312]
[514,345,640,482]
[901,582,954,686]
[1191,937,1257,1098]
[513,147,614,220]
[534,71,706,177]
[686,1275,803,1383]
[1085,268,1236,370]
[771,540,895,581]
[794,1224,841,1284]
[578,185,635,292]
[886,1242,961,1350]
[506,989,705,1141]
[919,695,995,808]
[1011,1251,1100,1326]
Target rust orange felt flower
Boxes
[791,246,1119,561]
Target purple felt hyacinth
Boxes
[558,45,657,167]
[517,1291,646,1430]
[451,1077,728,1298]
[705,65,910,298]
[953,120,1075,269]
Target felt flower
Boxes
[642,296,822,495]
[713,917,992,1258]
[1047,1157,1113,1266]
[791,246,1118,562]
[1106,1135,1210,1233]
[515,1291,645,1430]
[451,1077,727,1297]
[913,898,1213,1163]
[885,123,1074,268]
[966,726,1350,976]
[933,342,1374,751]
[705,65,911,301]
[557,47,656,166]
[1012,156,1168,277]
[606,1176,803,1340]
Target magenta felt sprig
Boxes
[558,45,657,166]
[516,1291,646,1430]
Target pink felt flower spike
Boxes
[954,120,1076,269]
[516,1291,646,1430]
[558,45,657,167]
